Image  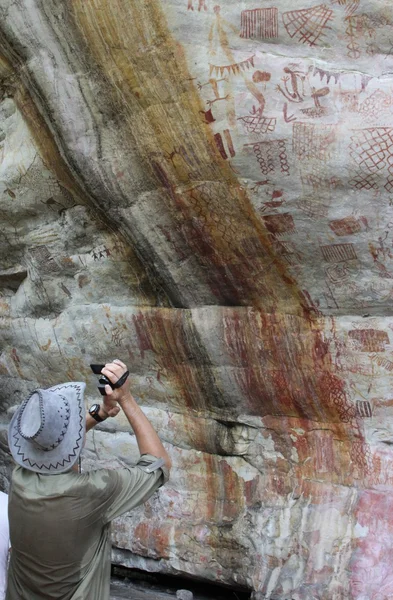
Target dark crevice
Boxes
[0,267,27,292]
[111,565,252,600]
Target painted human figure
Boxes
[208,5,238,126]
[276,65,311,103]
[188,0,207,11]
[208,5,266,127]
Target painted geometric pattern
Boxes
[349,128,393,192]
[282,4,333,46]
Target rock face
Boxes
[1,1,393,598]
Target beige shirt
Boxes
[6,456,168,600]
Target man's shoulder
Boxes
[11,466,98,498]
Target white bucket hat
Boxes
[8,382,86,474]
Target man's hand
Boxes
[101,359,132,406]
[101,396,121,418]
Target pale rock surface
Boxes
[176,591,193,600]
[0,1,393,599]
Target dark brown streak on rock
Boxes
[69,0,307,312]
[0,40,171,307]
[0,43,181,309]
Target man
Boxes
[6,359,171,600]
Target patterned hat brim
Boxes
[8,382,86,474]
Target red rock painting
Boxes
[240,8,279,40]
[247,139,290,176]
[329,216,362,236]
[320,243,357,263]
[282,5,333,47]
[188,0,208,11]
[348,329,389,352]
[209,55,255,78]
[349,128,393,193]
[262,213,296,236]
[293,122,336,162]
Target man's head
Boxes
[8,382,86,474]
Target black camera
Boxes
[90,364,129,396]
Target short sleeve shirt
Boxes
[6,455,168,600]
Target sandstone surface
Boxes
[1,1,393,598]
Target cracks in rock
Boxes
[99,408,260,458]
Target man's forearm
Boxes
[120,394,172,470]
[98,359,171,471]
[85,407,109,432]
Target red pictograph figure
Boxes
[325,262,351,284]
[238,110,276,135]
[373,231,393,261]
[314,431,334,473]
[293,122,336,162]
[296,188,329,218]
[320,243,357,263]
[339,90,360,113]
[358,90,393,122]
[245,139,290,176]
[214,130,236,159]
[200,108,216,123]
[188,0,208,11]
[198,77,231,107]
[344,13,390,59]
[329,216,362,236]
[282,4,333,47]
[240,8,279,39]
[11,348,20,364]
[356,400,373,418]
[262,213,296,236]
[345,15,364,59]
[293,122,337,219]
[214,133,228,159]
[301,85,330,117]
[348,329,389,352]
[331,0,360,17]
[238,70,277,135]
[311,85,330,108]
[207,4,243,128]
[369,241,393,279]
[223,129,235,157]
[350,439,373,478]
[319,372,357,422]
[276,64,309,103]
[314,66,341,84]
[349,128,393,193]
[283,103,296,123]
[209,55,255,77]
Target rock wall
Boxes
[1,1,393,598]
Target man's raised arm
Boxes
[101,360,172,471]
